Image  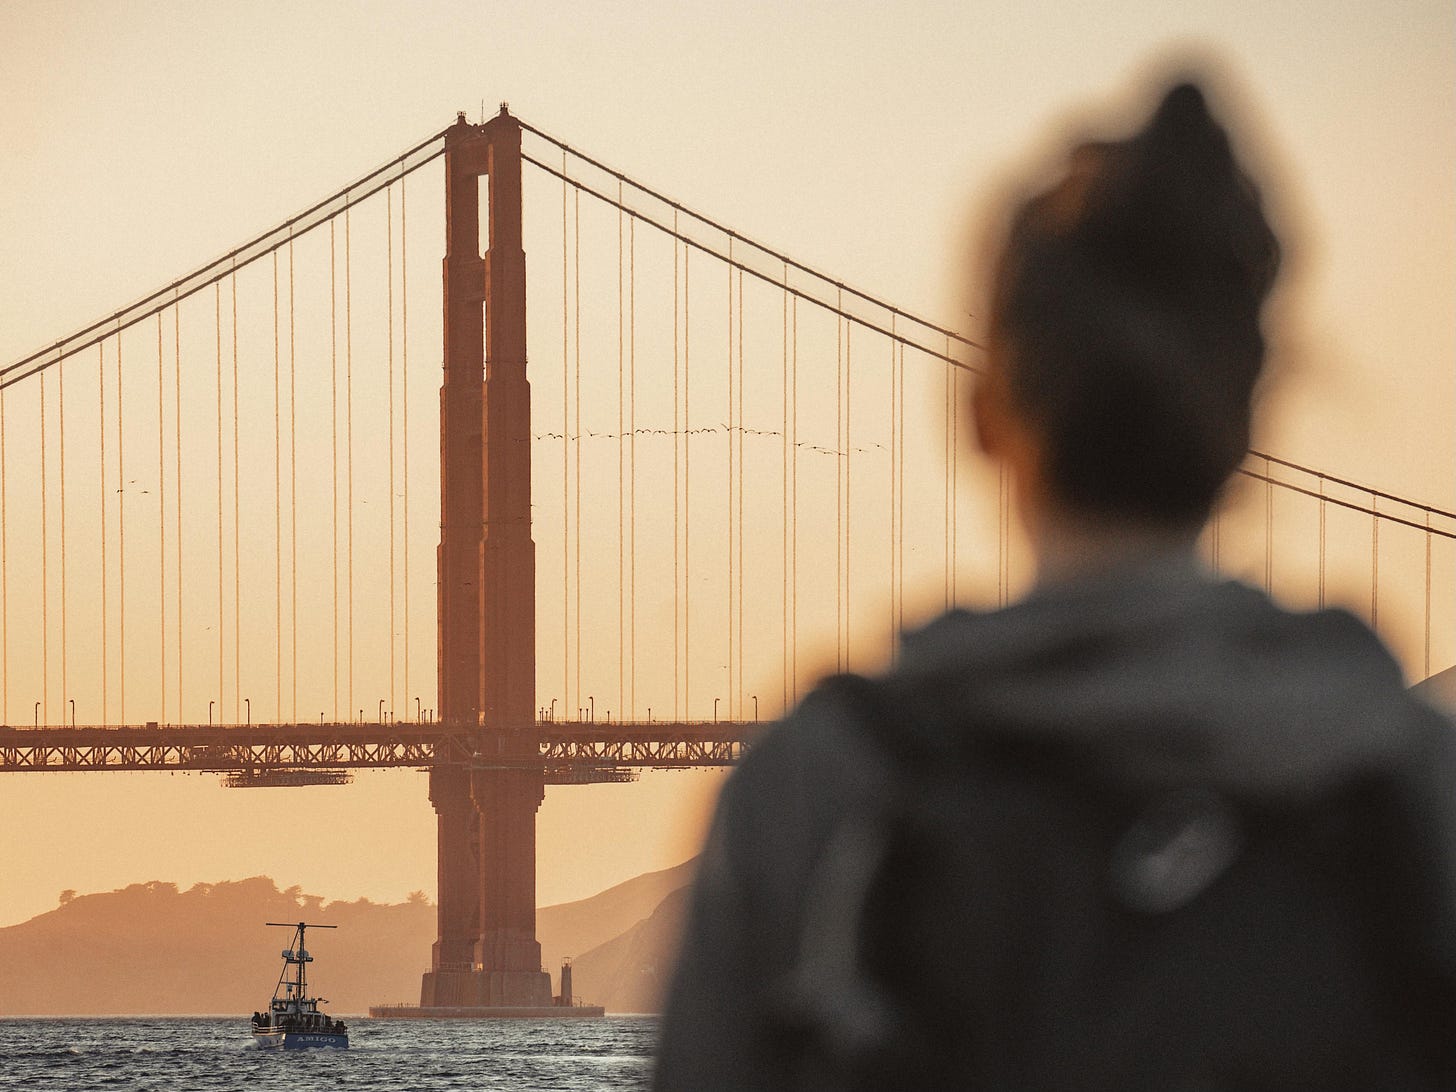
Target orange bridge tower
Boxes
[421,106,551,1009]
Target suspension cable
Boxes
[516,120,978,352]
[528,153,1454,529]
[782,265,790,706]
[845,321,852,669]
[737,264,745,714]
[949,335,958,607]
[1424,513,1432,679]
[1263,455,1273,593]
[791,293,799,704]
[5,130,447,391]
[889,317,898,646]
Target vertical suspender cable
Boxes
[100,343,108,722]
[232,268,240,721]
[175,297,183,720]
[845,322,851,670]
[1370,495,1379,630]
[216,282,224,721]
[274,252,282,720]
[40,372,47,724]
[156,312,165,722]
[330,220,339,720]
[949,335,957,607]
[0,385,5,722]
[388,183,396,719]
[1263,455,1272,593]
[944,357,952,612]
[346,204,355,720]
[401,178,409,720]
[0,385,6,723]
[888,319,897,648]
[727,240,734,714]
[781,266,789,708]
[58,355,67,721]
[835,296,842,671]
[896,343,904,630]
[117,327,125,725]
[1210,508,1221,573]
[629,217,636,718]
[618,181,625,719]
[288,237,297,721]
[573,188,581,714]
[1317,476,1326,609]
[1424,515,1432,679]
[998,466,1007,608]
[562,154,570,715]
[673,219,680,720]
[790,294,798,703]
[737,266,744,713]
[683,242,691,718]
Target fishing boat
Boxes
[250,921,349,1049]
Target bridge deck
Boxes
[0,720,757,776]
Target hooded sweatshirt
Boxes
[655,557,1456,1090]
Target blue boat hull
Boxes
[253,1029,349,1049]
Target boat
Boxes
[250,921,349,1049]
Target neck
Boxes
[1028,506,1201,590]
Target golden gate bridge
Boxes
[2,107,1453,1010]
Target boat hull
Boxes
[252,1028,349,1050]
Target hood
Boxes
[893,555,1448,805]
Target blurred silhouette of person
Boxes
[655,77,1455,1090]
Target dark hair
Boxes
[991,81,1281,527]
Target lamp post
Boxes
[245,698,251,726]
[33,701,39,728]
[69,699,76,728]
[549,698,557,722]
[379,699,386,723]
[714,697,720,723]
[416,696,422,722]
[751,694,759,721]
[208,700,215,726]
[588,695,595,723]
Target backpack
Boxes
[772,673,1452,1091]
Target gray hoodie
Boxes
[656,557,1456,1089]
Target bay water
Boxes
[0,1016,658,1090]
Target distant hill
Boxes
[537,856,696,978]
[0,863,699,1016]
[0,877,434,1015]
[570,884,693,1013]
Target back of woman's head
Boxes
[991,80,1281,528]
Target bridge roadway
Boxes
[0,719,756,784]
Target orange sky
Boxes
[0,0,1451,929]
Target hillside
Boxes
[0,863,698,1015]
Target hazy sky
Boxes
[1,1,1452,929]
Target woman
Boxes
[655,79,1454,1089]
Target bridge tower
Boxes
[421,107,551,1009]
